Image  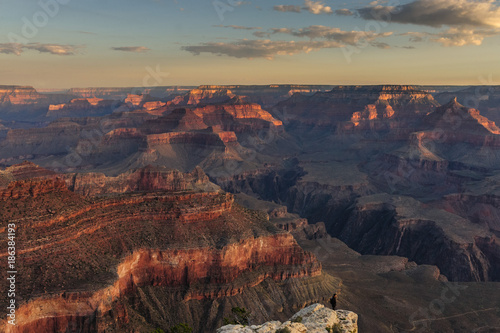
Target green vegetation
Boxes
[170,323,193,333]
[291,316,302,323]
[150,329,165,333]
[223,306,250,326]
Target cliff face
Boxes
[216,161,499,282]
[1,120,84,157]
[440,193,500,234]
[0,86,56,121]
[192,103,283,130]
[64,165,216,196]
[144,131,238,148]
[141,108,208,133]
[434,86,500,124]
[0,85,46,105]
[333,194,496,282]
[46,98,123,119]
[172,88,235,105]
[0,162,65,199]
[0,163,329,333]
[424,98,500,135]
[194,85,336,108]
[273,85,439,130]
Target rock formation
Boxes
[0,85,46,105]
[0,163,332,333]
[217,303,358,333]
[172,88,236,105]
[47,98,123,119]
[273,85,439,134]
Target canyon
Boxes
[1,84,499,332]
[0,162,331,333]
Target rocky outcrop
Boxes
[0,177,67,200]
[218,303,358,333]
[141,108,208,133]
[192,102,283,131]
[0,85,46,105]
[172,88,236,105]
[142,100,167,111]
[0,162,66,199]
[124,93,156,107]
[64,165,216,196]
[434,86,500,124]
[424,98,500,135]
[0,85,60,121]
[145,131,238,148]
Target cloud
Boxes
[371,42,391,49]
[273,5,302,13]
[431,28,497,46]
[335,8,354,16]
[303,0,332,14]
[0,43,22,55]
[274,0,332,14]
[182,39,344,59]
[0,43,81,55]
[213,25,262,30]
[253,31,270,38]
[403,28,499,46]
[401,32,427,43]
[111,46,150,53]
[358,0,500,28]
[268,25,393,46]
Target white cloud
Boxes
[274,0,333,14]
[303,0,333,14]
[403,28,499,46]
[273,5,302,13]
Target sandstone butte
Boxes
[0,162,336,333]
[0,86,45,105]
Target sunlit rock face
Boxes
[0,163,331,333]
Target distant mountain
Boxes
[426,97,500,135]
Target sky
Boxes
[1,0,500,89]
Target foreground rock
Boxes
[217,303,358,333]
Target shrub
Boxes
[170,323,192,333]
[291,316,302,323]
[223,307,250,326]
[150,329,165,333]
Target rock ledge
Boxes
[217,303,358,333]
